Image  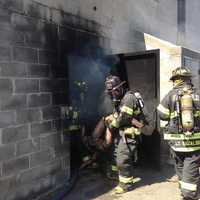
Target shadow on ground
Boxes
[64,163,176,200]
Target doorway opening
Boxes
[66,49,160,172]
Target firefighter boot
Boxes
[112,176,141,194]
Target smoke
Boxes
[67,42,119,123]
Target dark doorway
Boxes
[119,50,161,169]
[67,49,161,171]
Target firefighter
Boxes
[104,75,147,194]
[157,67,200,200]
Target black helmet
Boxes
[105,75,122,91]
[170,67,192,81]
[105,75,125,101]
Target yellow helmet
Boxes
[170,67,192,81]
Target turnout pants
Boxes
[116,136,137,180]
[107,134,120,174]
[173,150,200,200]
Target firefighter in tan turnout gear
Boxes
[157,67,200,200]
[104,75,147,194]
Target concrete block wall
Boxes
[0,0,199,199]
[0,0,111,199]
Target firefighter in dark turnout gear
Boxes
[105,75,146,194]
[157,67,200,200]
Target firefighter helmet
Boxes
[170,67,192,81]
[105,75,125,101]
[105,75,122,91]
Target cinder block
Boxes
[0,79,12,94]
[13,46,38,63]
[16,108,41,123]
[0,45,10,61]
[12,30,25,45]
[19,159,61,185]
[28,94,51,108]
[15,79,39,93]
[0,7,11,25]
[0,29,24,45]
[30,149,55,167]
[25,22,58,49]
[11,13,39,32]
[2,156,29,176]
[16,138,40,156]
[14,176,55,200]
[42,106,61,120]
[0,94,26,110]
[0,0,24,12]
[52,11,74,27]
[38,50,57,65]
[0,175,16,196]
[40,79,67,92]
[27,64,50,78]
[0,144,15,162]
[0,62,27,77]
[40,133,61,150]
[24,31,44,48]
[0,29,12,43]
[31,121,52,137]
[23,1,51,20]
[52,93,68,105]
[1,125,28,144]
[0,111,15,128]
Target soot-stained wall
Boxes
[0,0,113,199]
[0,0,200,199]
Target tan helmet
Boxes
[170,67,192,81]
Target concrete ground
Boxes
[65,165,181,200]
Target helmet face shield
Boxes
[105,75,125,102]
[110,88,122,102]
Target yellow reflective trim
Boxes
[64,125,81,132]
[181,140,200,146]
[194,110,200,117]
[124,127,140,136]
[133,108,141,115]
[111,119,119,128]
[164,132,200,140]
[119,175,133,183]
[160,120,168,128]
[171,146,200,152]
[111,165,118,172]
[73,111,79,119]
[157,104,170,116]
[68,125,81,131]
[83,156,90,162]
[113,185,125,194]
[170,111,178,119]
[121,105,133,115]
[179,181,197,191]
